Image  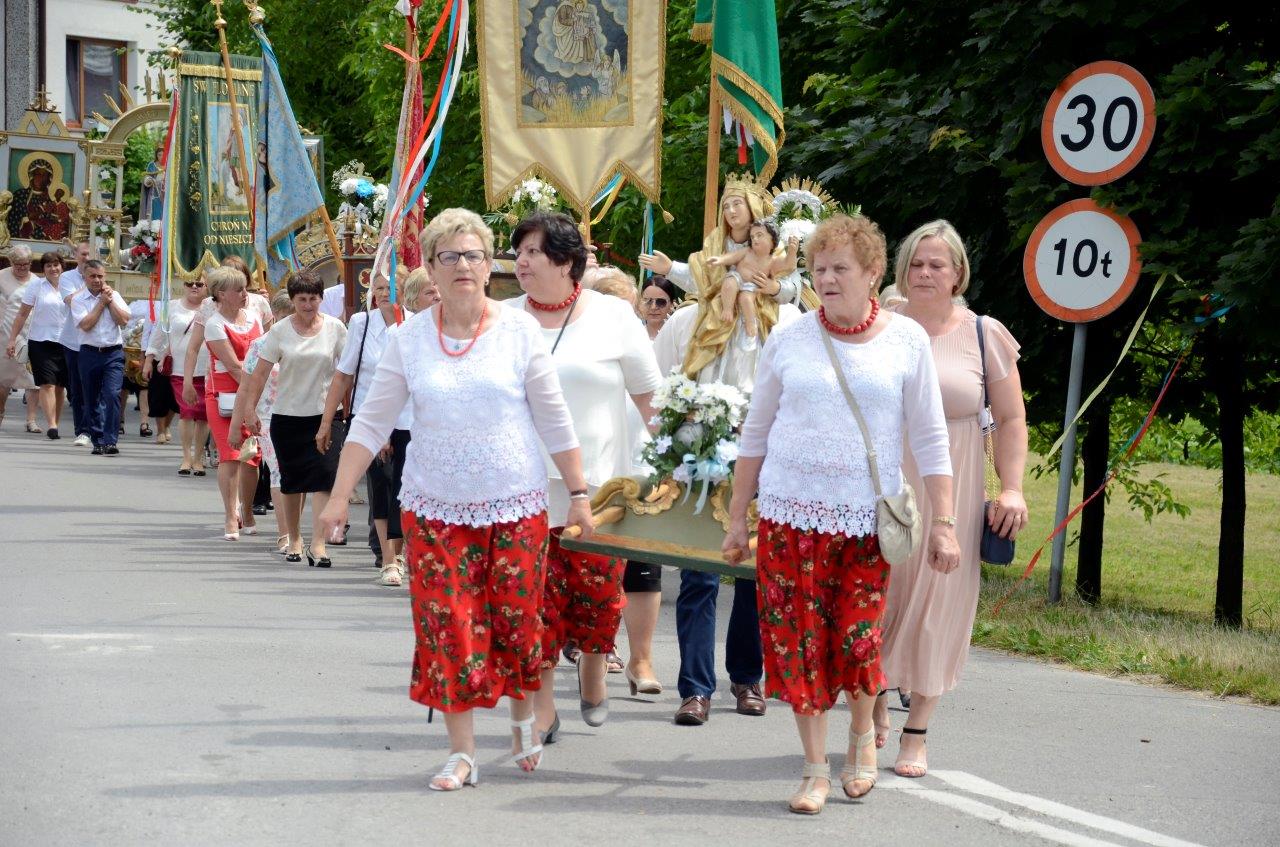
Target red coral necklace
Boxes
[437,303,488,358]
[527,282,582,312]
[819,298,880,335]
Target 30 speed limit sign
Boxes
[1041,61,1156,186]
[1023,199,1142,322]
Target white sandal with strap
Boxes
[788,760,831,815]
[509,716,544,771]
[429,752,478,791]
[841,726,879,799]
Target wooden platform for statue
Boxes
[558,476,759,580]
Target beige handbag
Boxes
[819,328,923,566]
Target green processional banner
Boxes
[170,50,262,280]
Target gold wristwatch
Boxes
[931,515,957,526]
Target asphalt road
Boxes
[2,412,1276,846]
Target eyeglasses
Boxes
[641,297,670,308]
[435,250,488,267]
[184,281,206,288]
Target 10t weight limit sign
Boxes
[1023,199,1142,323]
[1041,61,1156,186]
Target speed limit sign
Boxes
[1041,61,1156,186]
[1023,198,1142,322]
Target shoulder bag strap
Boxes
[347,311,372,423]
[976,314,989,408]
[818,327,884,499]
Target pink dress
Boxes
[880,307,1020,696]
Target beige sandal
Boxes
[894,727,928,778]
[788,760,830,815]
[841,726,878,799]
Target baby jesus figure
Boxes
[706,220,798,339]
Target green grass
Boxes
[973,459,1280,704]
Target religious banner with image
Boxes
[0,96,88,254]
[478,0,665,215]
[166,50,261,280]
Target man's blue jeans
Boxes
[675,570,763,699]
[62,345,87,436]
[78,345,124,447]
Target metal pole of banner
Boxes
[1049,322,1088,603]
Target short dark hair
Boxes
[40,252,67,269]
[642,275,681,304]
[81,259,107,273]
[287,268,325,298]
[511,211,588,283]
[750,219,780,251]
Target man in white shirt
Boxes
[319,283,346,319]
[69,260,130,454]
[58,241,92,445]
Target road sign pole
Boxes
[1048,321,1087,604]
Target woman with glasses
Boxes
[6,251,71,438]
[0,246,40,431]
[146,275,211,475]
[509,212,662,739]
[319,208,593,792]
[637,276,680,341]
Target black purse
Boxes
[977,316,1015,565]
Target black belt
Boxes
[80,344,123,353]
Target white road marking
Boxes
[884,780,1125,847]
[10,633,142,640]
[931,770,1207,847]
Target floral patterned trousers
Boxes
[539,528,626,666]
[400,511,550,713]
[756,518,890,715]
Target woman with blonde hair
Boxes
[723,213,956,814]
[318,207,593,792]
[145,272,211,475]
[0,246,40,431]
[873,219,1028,777]
[201,266,263,540]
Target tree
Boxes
[782,0,1279,621]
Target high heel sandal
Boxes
[840,726,879,799]
[577,661,608,727]
[428,752,478,792]
[540,712,561,746]
[873,690,891,749]
[274,535,289,556]
[303,546,331,568]
[509,716,543,771]
[788,760,831,815]
[625,666,662,695]
[894,727,928,778]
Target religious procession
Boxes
[3,1,1277,844]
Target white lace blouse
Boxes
[346,303,579,528]
[738,312,952,537]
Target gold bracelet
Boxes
[931,515,956,526]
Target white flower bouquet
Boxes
[640,370,749,513]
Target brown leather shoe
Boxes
[731,683,766,716]
[674,695,711,725]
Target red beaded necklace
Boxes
[819,298,880,336]
[437,302,488,358]
[527,281,582,312]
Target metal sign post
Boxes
[1049,323,1087,602]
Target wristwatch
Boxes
[931,515,957,527]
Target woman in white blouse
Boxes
[318,272,412,587]
[5,251,71,437]
[722,214,959,815]
[318,208,593,793]
[231,270,346,566]
[509,212,662,738]
[144,274,212,475]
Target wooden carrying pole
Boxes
[211,1,253,209]
[703,83,721,237]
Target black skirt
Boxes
[28,339,68,387]
[270,413,340,495]
[147,365,181,417]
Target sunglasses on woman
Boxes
[642,297,669,308]
[184,281,206,289]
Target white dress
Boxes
[0,270,36,391]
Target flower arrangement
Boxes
[640,370,749,513]
[331,160,390,236]
[121,218,163,269]
[484,177,566,248]
[770,176,851,248]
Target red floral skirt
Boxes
[539,528,626,666]
[756,518,890,715]
[400,511,550,713]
